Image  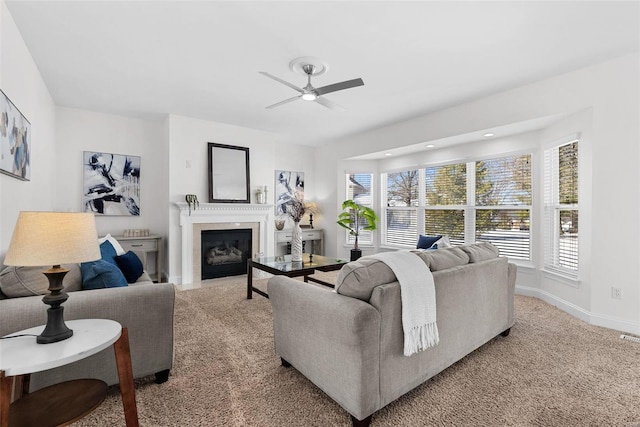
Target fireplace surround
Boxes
[177,202,274,285]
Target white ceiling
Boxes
[5,1,639,148]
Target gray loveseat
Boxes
[268,242,516,426]
[0,263,175,392]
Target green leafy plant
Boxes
[337,199,378,251]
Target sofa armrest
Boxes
[0,283,175,390]
[267,276,381,421]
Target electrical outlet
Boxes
[611,287,623,300]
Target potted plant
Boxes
[337,199,378,261]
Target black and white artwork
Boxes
[275,170,304,216]
[0,90,30,181]
[83,151,141,216]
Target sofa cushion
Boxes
[416,234,442,250]
[460,242,500,262]
[335,257,397,301]
[98,233,126,256]
[81,260,128,290]
[411,246,469,271]
[0,264,83,298]
[99,240,119,267]
[432,235,452,249]
[116,251,144,283]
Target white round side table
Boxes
[0,319,139,427]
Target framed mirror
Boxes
[208,142,250,203]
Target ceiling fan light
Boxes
[301,92,317,101]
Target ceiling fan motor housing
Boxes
[261,57,364,110]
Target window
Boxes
[382,153,532,261]
[346,173,374,245]
[475,155,532,260]
[385,170,419,246]
[544,140,579,275]
[425,163,466,245]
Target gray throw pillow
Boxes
[460,242,500,262]
[411,247,469,271]
[335,257,397,301]
[0,264,83,298]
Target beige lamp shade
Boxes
[4,211,101,266]
[303,202,320,214]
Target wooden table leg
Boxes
[247,260,253,299]
[0,371,12,427]
[113,328,139,427]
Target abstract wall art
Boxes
[0,90,31,181]
[275,170,304,216]
[83,151,141,216]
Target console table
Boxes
[275,229,323,256]
[115,234,163,282]
[0,319,138,426]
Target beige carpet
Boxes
[74,274,640,426]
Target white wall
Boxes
[316,53,640,333]
[166,114,316,284]
[0,1,57,263]
[54,107,169,240]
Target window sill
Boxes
[378,244,413,251]
[508,260,535,272]
[542,268,580,288]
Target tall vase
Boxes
[291,221,303,262]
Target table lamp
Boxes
[4,211,100,344]
[303,202,320,229]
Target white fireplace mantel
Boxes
[176,202,275,285]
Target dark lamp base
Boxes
[37,306,74,344]
[37,266,74,344]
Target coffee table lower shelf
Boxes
[247,254,348,299]
[9,378,107,427]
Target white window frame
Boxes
[381,152,533,262]
[381,169,422,247]
[543,137,579,279]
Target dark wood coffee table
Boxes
[247,253,348,299]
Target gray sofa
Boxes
[0,263,175,392]
[268,242,516,426]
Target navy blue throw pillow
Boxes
[99,240,118,267]
[116,251,144,283]
[417,234,442,250]
[81,259,128,290]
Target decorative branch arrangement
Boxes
[283,191,305,223]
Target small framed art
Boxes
[0,90,31,181]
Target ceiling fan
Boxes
[260,57,364,111]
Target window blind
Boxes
[475,155,532,260]
[544,140,579,274]
[425,209,465,245]
[385,171,419,245]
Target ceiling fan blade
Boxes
[315,78,364,96]
[259,72,304,93]
[314,96,346,112]
[266,95,301,109]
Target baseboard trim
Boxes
[168,275,182,285]
[516,285,640,335]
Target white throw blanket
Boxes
[369,251,439,356]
